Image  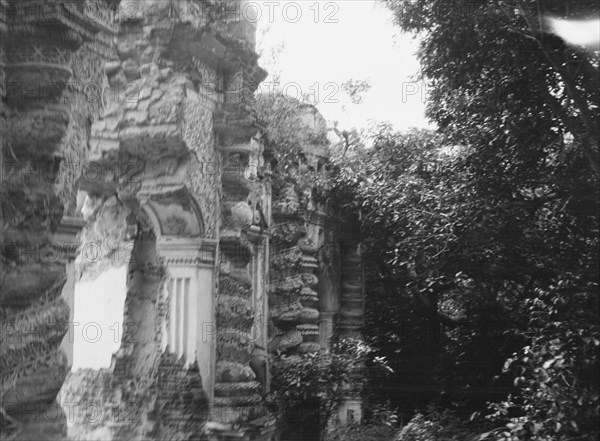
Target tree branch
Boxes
[513,0,600,177]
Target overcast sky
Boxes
[256,0,431,131]
[72,267,127,369]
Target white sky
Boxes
[255,0,431,131]
[72,266,127,370]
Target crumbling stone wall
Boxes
[61,353,208,441]
[265,101,367,431]
[1,2,115,439]
[2,1,270,440]
[1,2,366,440]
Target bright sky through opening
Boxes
[256,0,430,131]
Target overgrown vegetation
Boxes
[325,118,598,440]
[268,339,378,441]
[255,92,331,200]
[256,1,599,439]
[323,0,599,439]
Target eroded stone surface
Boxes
[1,2,366,440]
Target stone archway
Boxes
[140,188,218,396]
[1,1,270,439]
[58,190,214,440]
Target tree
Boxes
[329,126,526,416]
[383,0,599,177]
[326,0,600,438]
[341,79,372,105]
[329,116,598,436]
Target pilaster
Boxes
[0,2,110,438]
[53,216,86,370]
[157,237,218,397]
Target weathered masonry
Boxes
[0,2,366,440]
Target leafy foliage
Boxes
[395,407,476,441]
[484,275,600,440]
[329,126,521,411]
[332,423,397,441]
[341,79,372,105]
[328,117,598,437]
[255,92,331,200]
[269,339,376,439]
[322,0,600,438]
[383,0,599,177]
[255,8,599,434]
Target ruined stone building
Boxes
[0,2,365,440]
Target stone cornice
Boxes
[157,237,217,268]
[7,1,111,42]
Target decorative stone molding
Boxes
[157,236,218,398]
[215,55,269,428]
[156,237,217,268]
[2,0,276,440]
[217,132,269,423]
[1,2,112,439]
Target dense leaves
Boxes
[321,0,600,438]
[384,0,599,177]
[329,120,598,438]
[255,92,331,200]
[395,407,476,441]
[329,126,526,413]
[256,3,598,435]
[269,339,375,440]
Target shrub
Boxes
[333,424,397,441]
[395,407,476,441]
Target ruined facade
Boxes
[0,2,365,440]
[266,103,366,430]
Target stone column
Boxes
[339,244,365,338]
[215,137,266,424]
[267,104,331,359]
[0,2,109,439]
[319,311,336,354]
[337,243,366,425]
[269,197,321,356]
[211,38,269,428]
